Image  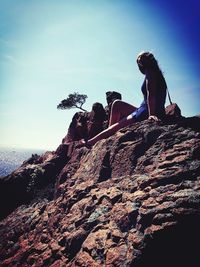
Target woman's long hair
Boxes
[137,51,167,88]
[137,51,160,70]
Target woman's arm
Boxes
[146,70,160,121]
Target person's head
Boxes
[136,52,159,74]
[106,91,122,106]
[92,102,104,113]
[91,102,107,120]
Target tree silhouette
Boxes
[57,92,88,112]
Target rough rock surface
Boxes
[0,116,200,266]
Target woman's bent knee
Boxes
[111,100,124,111]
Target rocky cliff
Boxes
[0,116,200,267]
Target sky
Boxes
[0,0,199,150]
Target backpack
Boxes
[165,88,182,117]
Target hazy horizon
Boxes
[0,145,50,151]
[0,146,46,177]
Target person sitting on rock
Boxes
[105,91,122,120]
[87,102,108,139]
[78,51,167,148]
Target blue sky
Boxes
[0,0,199,150]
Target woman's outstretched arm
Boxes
[146,70,160,121]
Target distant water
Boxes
[0,147,45,177]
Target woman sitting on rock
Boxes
[79,51,167,148]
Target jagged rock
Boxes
[63,112,89,143]
[22,154,42,165]
[0,116,200,266]
[0,146,70,220]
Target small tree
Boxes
[57,92,88,112]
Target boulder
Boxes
[0,116,200,266]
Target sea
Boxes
[0,147,46,178]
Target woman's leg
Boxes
[87,114,135,146]
[109,100,137,126]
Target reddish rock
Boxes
[72,251,99,267]
[106,243,128,267]
[0,116,200,266]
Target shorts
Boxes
[131,102,148,122]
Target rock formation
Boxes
[0,115,200,267]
